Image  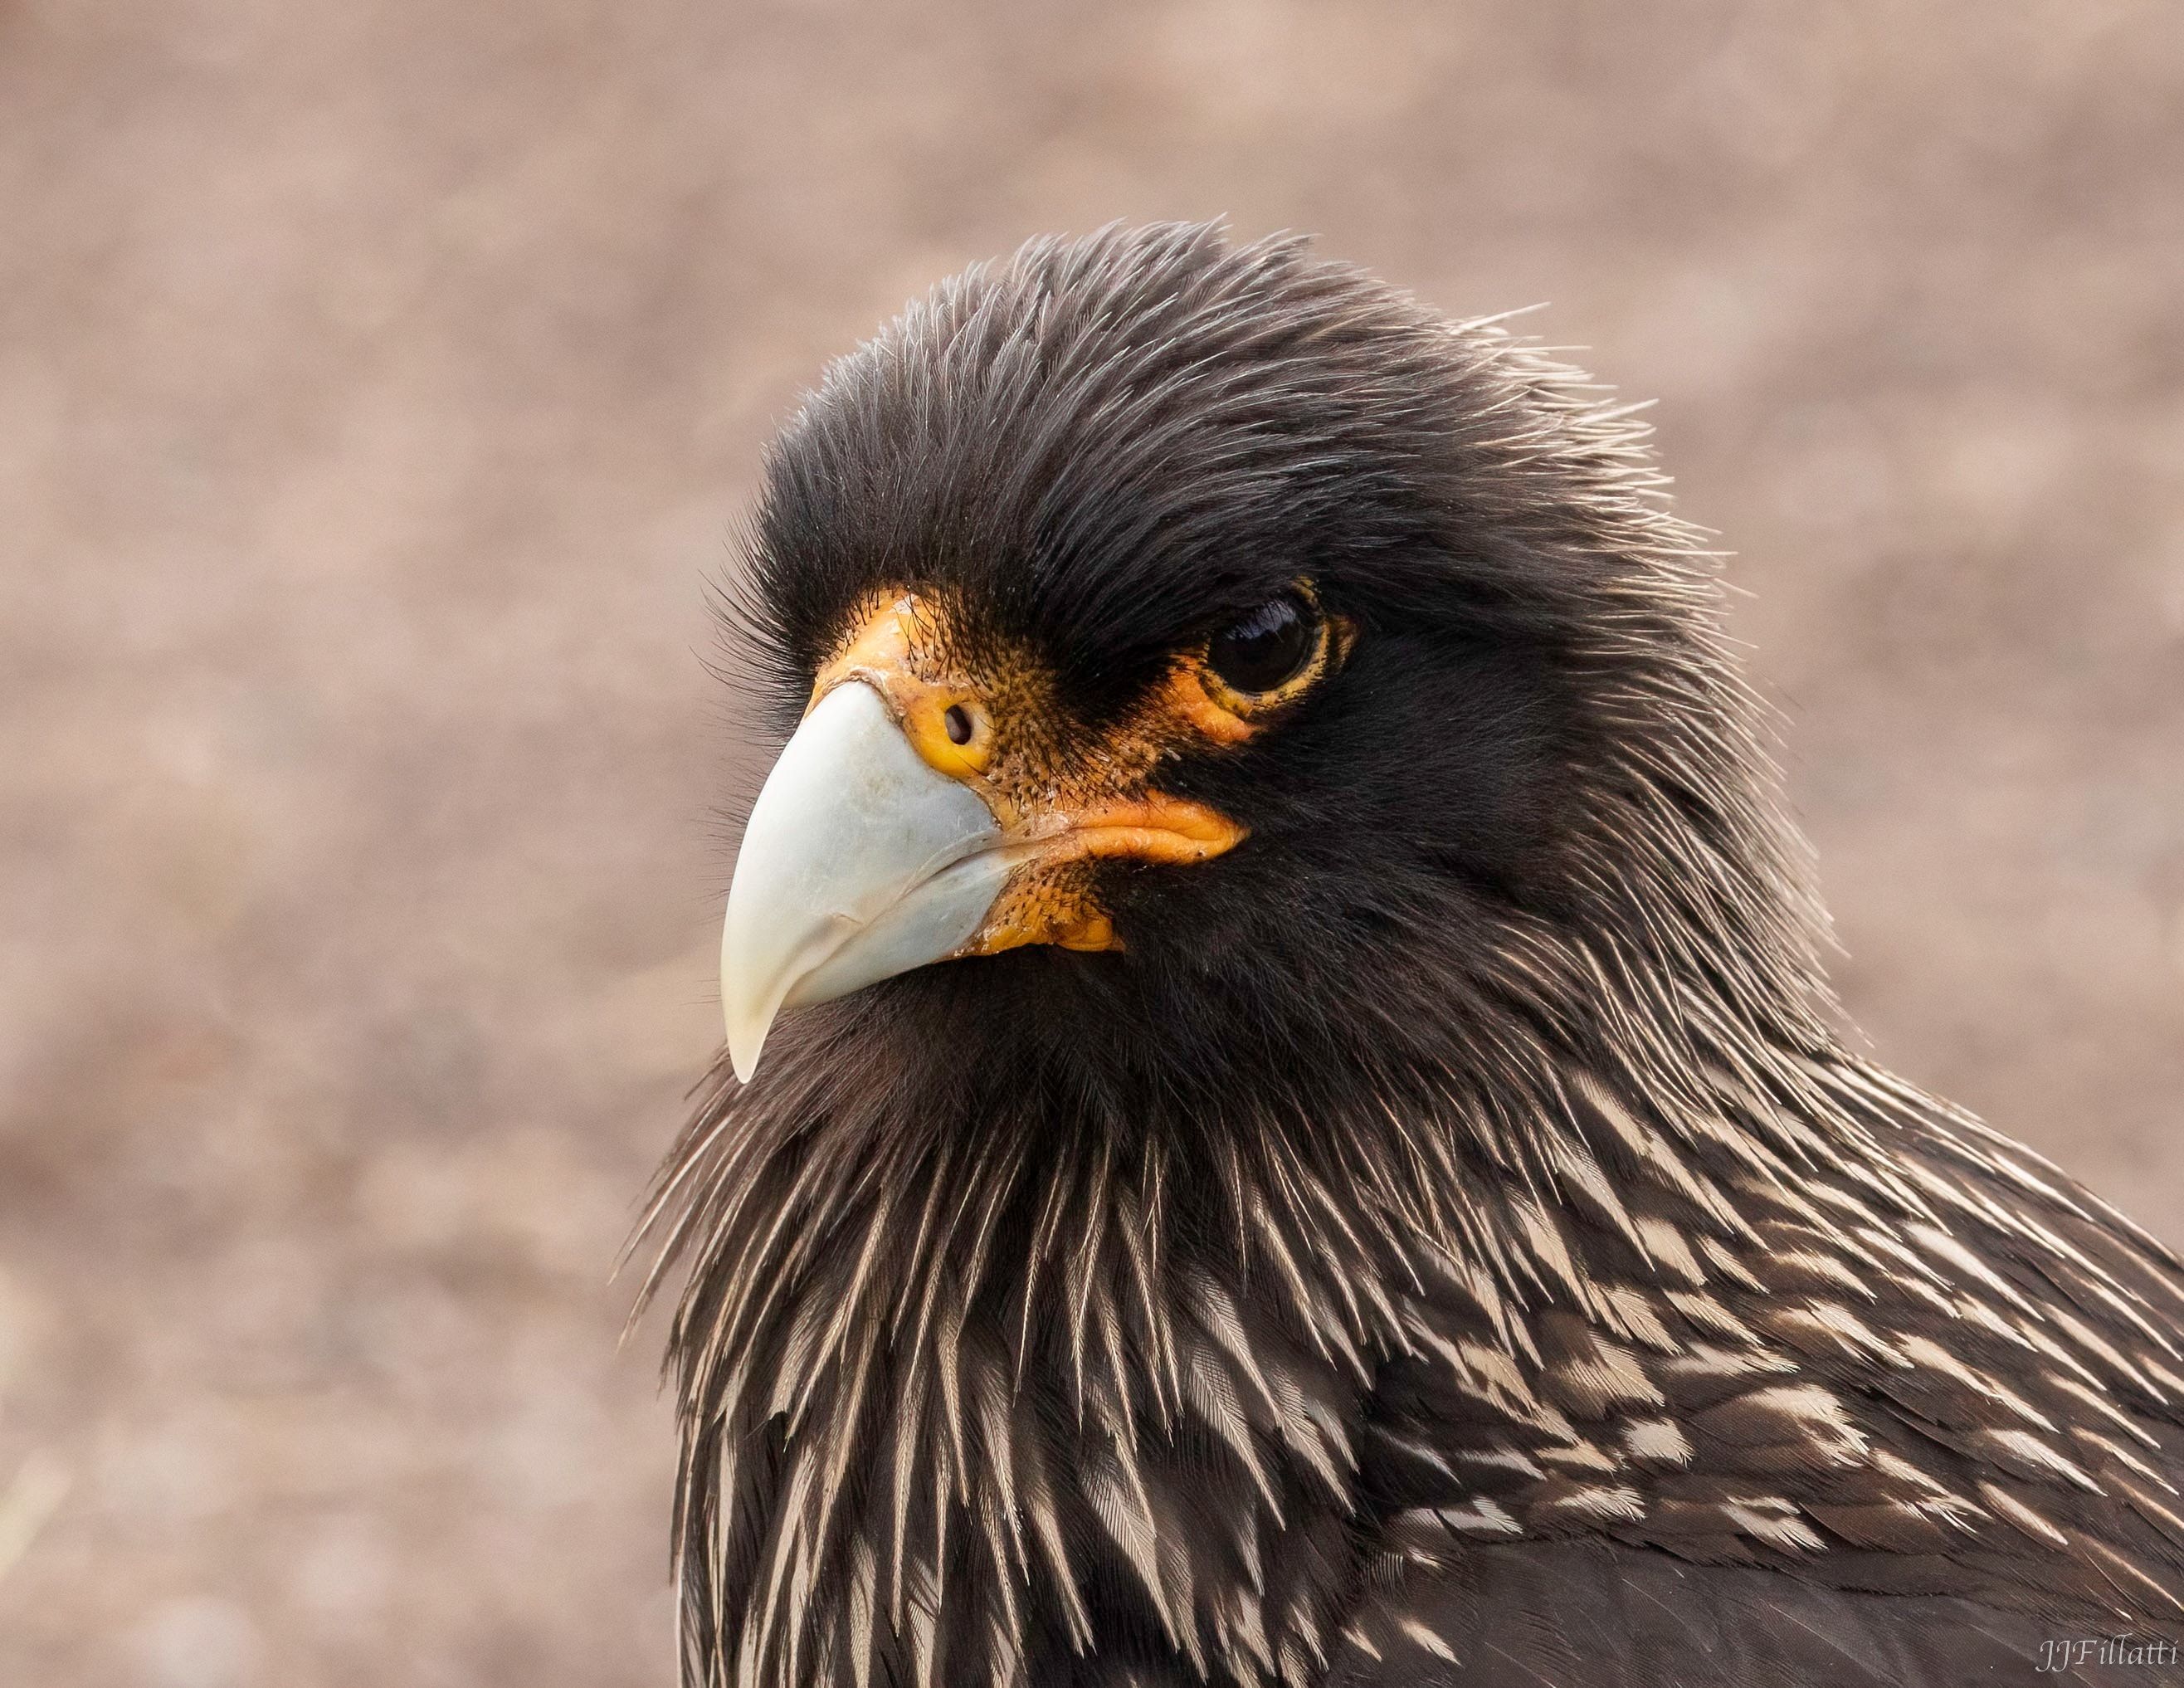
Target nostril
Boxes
[943,704,974,745]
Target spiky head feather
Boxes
[645,225,2184,1688]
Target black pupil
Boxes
[1208,595,1314,694]
[943,704,973,744]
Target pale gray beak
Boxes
[719,681,1014,1081]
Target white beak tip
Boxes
[715,681,1012,1090]
[724,1003,770,1084]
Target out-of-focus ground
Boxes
[0,2,2179,1682]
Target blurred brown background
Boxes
[1,1,2180,1682]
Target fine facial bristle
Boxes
[645,223,2184,1688]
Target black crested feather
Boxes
[643,223,2184,1688]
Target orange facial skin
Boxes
[806,588,1347,957]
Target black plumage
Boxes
[641,222,2184,1686]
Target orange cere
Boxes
[806,590,1253,954]
[810,593,997,782]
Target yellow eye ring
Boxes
[1192,581,1353,724]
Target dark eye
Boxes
[1208,593,1319,695]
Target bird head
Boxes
[717,223,1830,1114]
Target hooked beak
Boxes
[719,590,1252,1082]
[719,681,1015,1081]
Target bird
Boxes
[637,222,2184,1687]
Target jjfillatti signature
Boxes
[2034,1635,2181,1673]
